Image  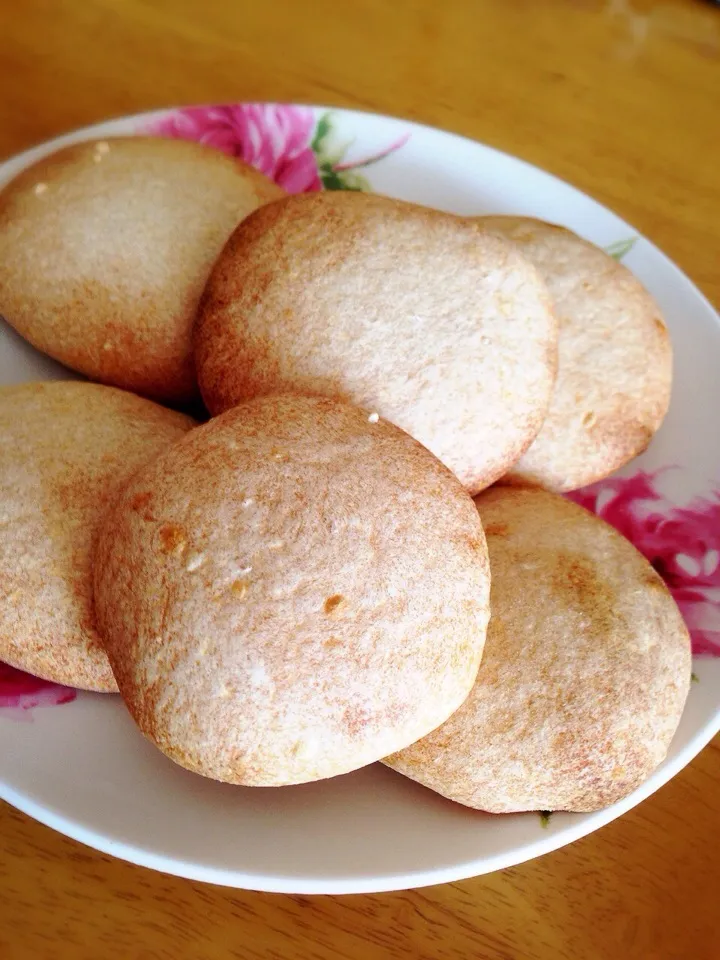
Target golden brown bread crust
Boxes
[0,137,284,403]
[479,216,672,492]
[94,395,491,785]
[385,487,691,813]
[195,192,558,494]
[0,380,195,691]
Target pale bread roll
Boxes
[195,192,558,494]
[479,216,672,491]
[385,487,691,813]
[0,381,195,691]
[94,395,490,785]
[0,137,284,403]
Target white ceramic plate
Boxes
[1,104,719,894]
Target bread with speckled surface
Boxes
[384,487,691,813]
[479,216,672,492]
[0,381,195,692]
[195,192,558,494]
[93,395,491,785]
[0,137,284,403]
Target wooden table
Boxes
[1,1,718,957]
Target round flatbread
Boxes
[385,487,691,813]
[0,137,284,403]
[195,192,558,494]
[93,395,490,785]
[479,216,672,491]
[0,381,195,691]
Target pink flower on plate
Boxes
[149,103,411,193]
[0,662,76,720]
[151,103,322,193]
[568,470,720,656]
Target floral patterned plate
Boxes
[1,104,719,894]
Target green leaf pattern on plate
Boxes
[311,112,409,191]
[605,237,637,261]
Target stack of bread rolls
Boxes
[0,134,690,814]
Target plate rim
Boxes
[2,700,718,894]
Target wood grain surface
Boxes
[0,1,718,958]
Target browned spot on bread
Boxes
[158,523,187,556]
[323,594,345,614]
[131,491,153,512]
[557,554,595,592]
[343,704,372,737]
[554,553,621,630]
[130,490,157,522]
[654,316,668,337]
[463,534,487,553]
[644,571,667,590]
[586,407,655,465]
[483,522,509,537]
